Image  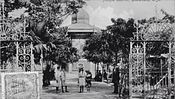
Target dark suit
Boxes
[112,68,119,94]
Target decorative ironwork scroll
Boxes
[0,0,34,72]
[132,20,174,41]
[129,42,145,98]
[17,42,33,71]
[129,19,175,99]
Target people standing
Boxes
[95,70,102,82]
[78,67,86,93]
[112,66,120,94]
[54,63,61,92]
[85,70,92,92]
[103,70,108,81]
[43,64,51,87]
[60,68,69,93]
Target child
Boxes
[78,67,86,93]
[60,68,68,93]
[85,70,92,92]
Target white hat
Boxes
[78,64,84,69]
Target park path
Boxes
[42,81,117,99]
[41,72,118,99]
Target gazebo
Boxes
[67,8,101,77]
[68,8,100,39]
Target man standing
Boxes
[60,68,68,93]
[112,66,120,94]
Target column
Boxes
[90,62,95,78]
[143,41,146,99]
[129,41,133,99]
[168,41,172,99]
[173,23,175,99]
[68,63,72,73]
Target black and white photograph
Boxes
[0,0,175,99]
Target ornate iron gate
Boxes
[0,0,34,72]
[129,20,175,99]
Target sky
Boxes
[62,0,175,29]
[9,0,175,29]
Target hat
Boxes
[78,64,84,68]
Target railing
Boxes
[154,73,168,89]
[145,73,168,99]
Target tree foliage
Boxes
[2,0,85,66]
[83,32,114,64]
[83,18,135,65]
[83,10,175,66]
[43,27,80,65]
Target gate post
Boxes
[143,41,146,99]
[129,41,133,99]
[174,47,175,99]
[168,41,172,99]
[174,48,175,99]
[16,42,19,71]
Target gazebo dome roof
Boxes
[68,8,101,35]
[72,8,89,24]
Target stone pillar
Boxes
[89,62,92,76]
[68,63,73,73]
[168,42,172,99]
[34,64,43,96]
[38,71,43,93]
[173,23,175,99]
[90,62,95,78]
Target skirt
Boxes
[61,80,66,86]
[79,78,85,86]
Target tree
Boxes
[24,0,84,67]
[83,31,114,72]
[105,18,135,94]
[83,18,135,93]
[1,0,85,76]
[84,18,136,68]
[3,0,84,62]
[85,18,135,65]
[43,27,80,67]
[4,0,85,42]
[3,0,85,86]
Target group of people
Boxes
[78,67,92,93]
[94,70,108,82]
[54,63,68,93]
[53,63,92,93]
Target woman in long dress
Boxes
[54,64,61,92]
[60,68,68,93]
[78,68,86,93]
